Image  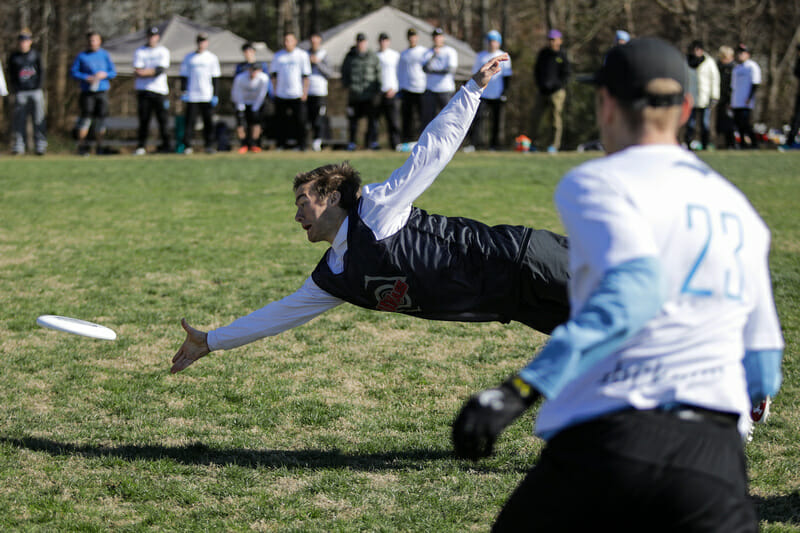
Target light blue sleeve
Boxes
[519,256,665,399]
[742,349,783,403]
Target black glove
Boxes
[452,375,540,460]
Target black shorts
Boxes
[493,409,757,533]
[79,91,109,120]
[236,106,262,128]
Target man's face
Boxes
[88,34,102,51]
[148,34,160,47]
[311,35,322,51]
[357,39,368,53]
[243,47,255,62]
[284,34,297,51]
[18,38,32,53]
[692,47,704,58]
[433,34,445,47]
[380,38,390,51]
[488,39,500,52]
[549,37,562,51]
[408,34,418,47]
[736,50,749,63]
[294,182,341,243]
[197,39,209,52]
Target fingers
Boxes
[181,317,192,334]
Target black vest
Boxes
[311,202,570,332]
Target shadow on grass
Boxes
[1,435,515,472]
[753,491,800,525]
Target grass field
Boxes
[1,150,798,531]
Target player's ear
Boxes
[679,94,693,126]
[328,190,341,207]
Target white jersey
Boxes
[180,50,221,102]
[231,70,270,111]
[0,62,7,96]
[473,49,511,100]
[731,58,761,109]
[377,48,400,93]
[307,48,328,96]
[133,44,170,95]
[423,46,457,93]
[534,145,784,437]
[207,80,486,351]
[398,45,428,93]
[270,48,311,99]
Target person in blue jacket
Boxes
[70,31,117,155]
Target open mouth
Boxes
[302,224,311,231]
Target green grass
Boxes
[0,150,798,531]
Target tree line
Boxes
[2,0,798,147]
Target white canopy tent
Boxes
[104,15,273,77]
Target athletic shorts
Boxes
[236,105,262,128]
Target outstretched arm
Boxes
[359,54,509,237]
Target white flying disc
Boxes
[36,315,117,341]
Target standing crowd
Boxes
[2,26,799,154]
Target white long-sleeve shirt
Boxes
[208,79,484,351]
[231,70,269,111]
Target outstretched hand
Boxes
[452,375,540,460]
[471,53,509,89]
[171,318,210,374]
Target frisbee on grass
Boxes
[36,315,117,341]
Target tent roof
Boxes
[300,6,477,80]
[104,15,272,77]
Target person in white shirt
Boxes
[179,33,221,154]
[422,27,458,128]
[133,26,171,155]
[376,32,401,149]
[685,39,720,150]
[467,30,512,150]
[269,32,311,150]
[171,54,571,378]
[305,32,333,152]
[398,28,428,143]
[730,43,762,149]
[231,63,269,153]
[453,38,783,532]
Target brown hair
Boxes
[293,161,362,211]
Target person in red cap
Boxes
[531,29,569,153]
[453,37,782,532]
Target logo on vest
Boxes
[365,276,420,313]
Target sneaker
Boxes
[134,147,146,156]
[250,146,262,153]
[751,396,771,424]
[183,147,193,155]
[547,145,558,154]
[312,138,322,152]
[346,142,357,151]
[237,145,249,154]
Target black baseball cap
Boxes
[19,29,33,40]
[147,26,160,36]
[356,32,367,42]
[580,37,688,108]
[379,32,390,41]
[432,27,444,36]
[407,28,417,37]
[197,32,209,42]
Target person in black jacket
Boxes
[8,29,47,155]
[531,29,570,153]
[715,46,737,149]
[782,44,800,149]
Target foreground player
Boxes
[452,38,783,531]
[172,54,570,373]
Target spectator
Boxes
[531,29,569,153]
[306,32,333,152]
[377,32,401,150]
[70,31,117,156]
[615,30,631,45]
[341,33,381,151]
[179,33,221,154]
[132,26,171,155]
[8,29,46,155]
[231,63,269,153]
[270,32,310,151]
[716,45,737,149]
[685,40,720,150]
[234,42,269,77]
[781,44,800,150]
[730,43,761,149]
[397,28,427,143]
[467,30,512,151]
[421,28,458,128]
